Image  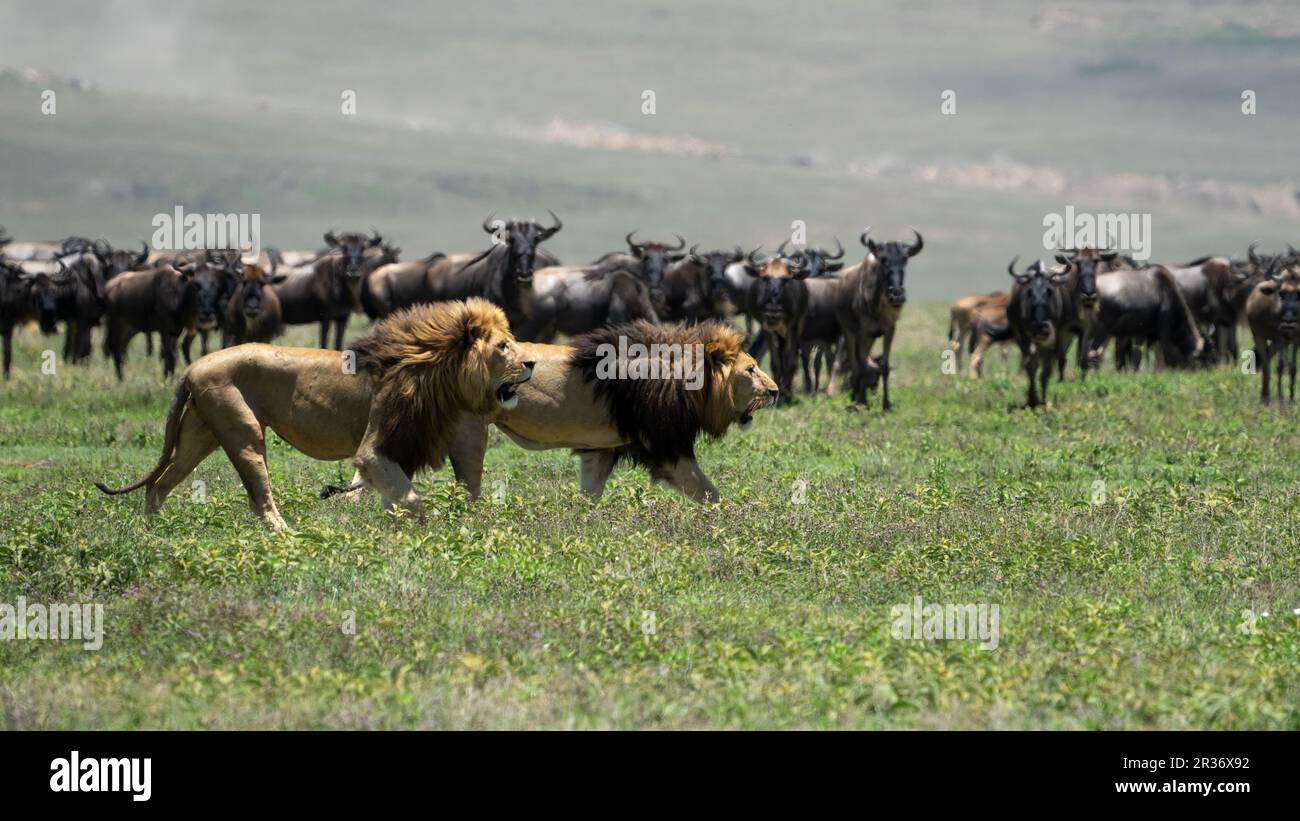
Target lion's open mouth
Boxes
[495,367,533,410]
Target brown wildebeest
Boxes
[1006,258,1069,408]
[103,261,215,380]
[363,214,559,325]
[517,263,660,342]
[223,262,289,345]
[274,229,383,350]
[50,248,107,364]
[1246,257,1300,403]
[661,245,746,323]
[745,248,810,403]
[949,291,1012,378]
[832,228,923,409]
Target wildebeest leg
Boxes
[76,322,93,363]
[181,329,196,365]
[826,337,847,398]
[62,322,74,362]
[447,415,490,501]
[880,329,895,412]
[1276,348,1285,401]
[748,331,768,361]
[1039,349,1053,406]
[650,456,720,503]
[577,449,617,499]
[1056,331,1071,382]
[145,410,218,514]
[1258,342,1271,404]
[1022,344,1040,408]
[161,332,180,379]
[1289,343,1297,402]
[318,320,329,350]
[144,332,154,357]
[1076,329,1091,381]
[333,316,348,350]
[970,331,992,378]
[1,328,12,379]
[108,318,128,381]
[200,330,210,356]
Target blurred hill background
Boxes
[1,0,1297,299]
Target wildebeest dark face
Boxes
[747,252,809,333]
[778,237,845,279]
[689,245,746,300]
[1056,249,1112,311]
[31,273,60,334]
[325,229,383,280]
[626,230,687,303]
[1010,257,1066,344]
[485,211,561,283]
[102,241,151,278]
[182,262,228,330]
[863,228,923,307]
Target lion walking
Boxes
[95,298,533,529]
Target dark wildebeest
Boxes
[661,245,746,323]
[103,259,227,380]
[757,238,846,388]
[179,249,242,363]
[832,228,924,409]
[273,229,383,350]
[1052,247,1112,380]
[1246,257,1300,403]
[364,214,559,325]
[518,263,660,342]
[223,262,289,346]
[595,231,688,314]
[1,259,62,379]
[1088,264,1204,371]
[1006,258,1069,408]
[745,248,810,403]
[50,248,107,363]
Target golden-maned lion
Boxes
[327,320,779,503]
[95,298,534,529]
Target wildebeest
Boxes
[518,263,660,342]
[1,259,62,379]
[1052,247,1111,380]
[1087,264,1204,372]
[103,260,218,380]
[948,291,1011,378]
[660,245,746,323]
[1006,258,1069,408]
[745,248,810,402]
[223,262,288,345]
[832,228,924,409]
[755,238,847,384]
[595,231,687,314]
[364,214,559,324]
[1246,259,1300,403]
[273,229,384,350]
[178,249,243,362]
[50,248,107,363]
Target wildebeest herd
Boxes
[2,220,1298,410]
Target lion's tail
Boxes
[94,375,191,495]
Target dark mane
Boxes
[568,320,743,466]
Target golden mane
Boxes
[349,297,510,476]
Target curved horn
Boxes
[669,233,686,251]
[1248,242,1261,266]
[776,238,790,258]
[482,213,500,235]
[827,236,844,260]
[688,243,700,259]
[625,230,643,254]
[135,240,150,266]
[1007,256,1021,277]
[539,209,563,239]
[907,227,924,257]
[324,230,339,247]
[747,247,766,267]
[732,245,745,261]
[859,226,872,247]
[368,227,383,246]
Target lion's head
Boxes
[571,320,778,468]
[349,297,533,476]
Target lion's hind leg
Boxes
[145,406,219,514]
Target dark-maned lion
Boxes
[329,320,779,504]
[95,298,534,529]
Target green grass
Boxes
[1,307,1297,729]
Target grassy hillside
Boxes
[2,0,1299,300]
[0,313,1297,729]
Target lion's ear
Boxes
[704,339,735,369]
